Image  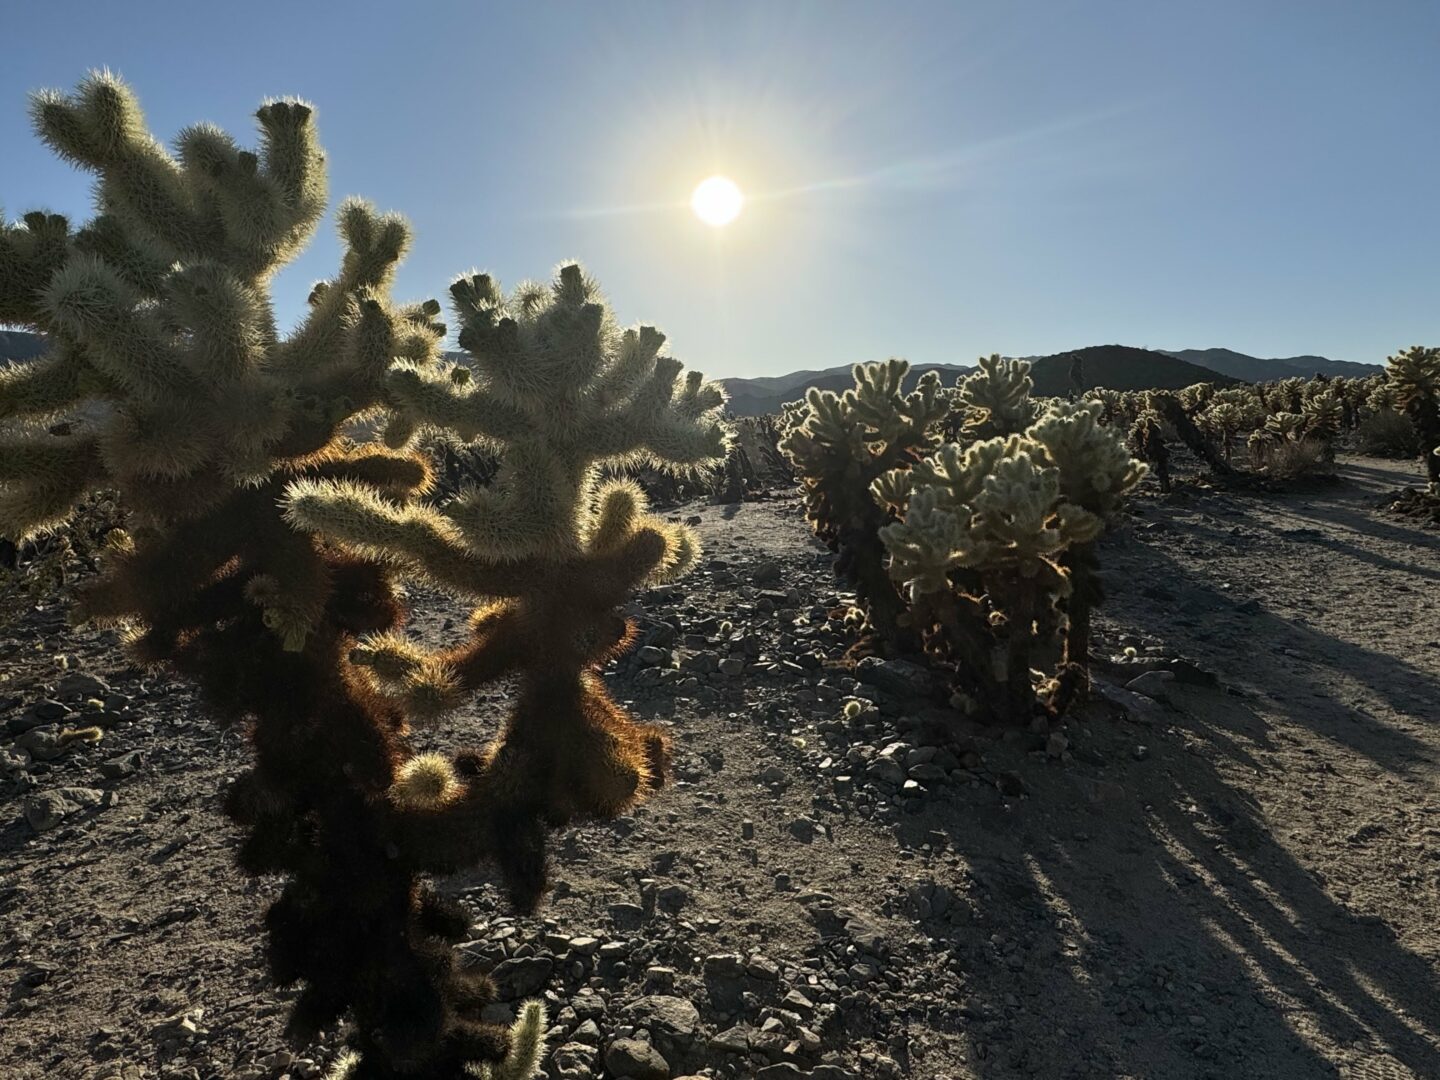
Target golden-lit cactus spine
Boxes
[284,261,729,910]
[778,358,949,651]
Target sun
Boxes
[691,175,744,227]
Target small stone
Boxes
[1046,733,1069,758]
[551,1041,598,1079]
[710,1024,751,1054]
[567,936,600,956]
[636,645,669,666]
[28,699,71,722]
[99,751,143,779]
[55,672,109,701]
[488,955,553,999]
[656,884,689,912]
[608,902,646,930]
[781,988,815,1014]
[603,1037,670,1080]
[704,953,747,979]
[996,772,1027,797]
[1126,670,1176,703]
[754,562,783,584]
[24,786,105,832]
[628,994,700,1045]
[745,955,780,980]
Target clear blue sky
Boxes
[3,1,1436,378]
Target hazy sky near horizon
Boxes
[3,1,1436,378]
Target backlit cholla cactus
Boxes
[0,71,602,1080]
[778,359,948,650]
[1198,400,1257,463]
[953,353,1037,438]
[1177,382,1215,416]
[874,395,1144,724]
[1025,400,1146,670]
[1248,389,1339,476]
[284,263,728,907]
[1128,406,1171,493]
[1385,345,1440,490]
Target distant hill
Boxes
[1160,348,1380,381]
[720,345,1241,416]
[721,363,974,417]
[0,329,47,363]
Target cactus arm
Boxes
[0,433,104,539]
[384,363,531,445]
[0,344,89,421]
[30,74,217,265]
[0,210,76,324]
[43,255,197,402]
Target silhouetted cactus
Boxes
[778,359,948,650]
[1,72,723,1079]
[1129,409,1171,492]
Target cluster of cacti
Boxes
[778,358,949,649]
[874,378,1145,723]
[1383,346,1440,491]
[0,72,725,1078]
[1093,375,1369,484]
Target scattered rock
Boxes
[488,955,553,999]
[603,1037,670,1080]
[24,786,105,832]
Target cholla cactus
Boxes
[284,263,727,904]
[1128,408,1170,492]
[1177,382,1215,415]
[875,395,1143,724]
[779,358,948,648]
[954,353,1037,438]
[1198,401,1255,462]
[1146,390,1238,477]
[1025,400,1146,669]
[1385,345,1440,489]
[2,72,689,1079]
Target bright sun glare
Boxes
[691,176,744,226]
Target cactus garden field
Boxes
[3,440,1439,1080]
[3,54,1440,1080]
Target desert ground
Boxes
[1,454,1437,1080]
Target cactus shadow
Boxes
[1111,544,1437,774]
[892,684,1440,1079]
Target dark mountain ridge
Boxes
[720,344,1245,416]
[1160,347,1381,381]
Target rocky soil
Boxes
[1,455,1437,1080]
